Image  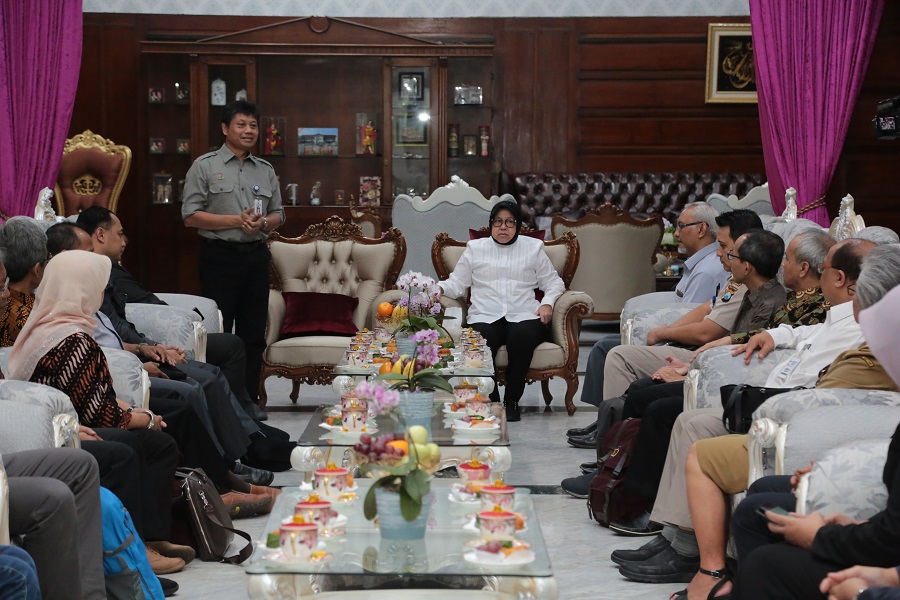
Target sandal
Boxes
[699,566,732,600]
[669,590,687,600]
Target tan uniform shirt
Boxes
[181,144,285,242]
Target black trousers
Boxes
[471,317,548,406]
[149,393,232,487]
[619,379,685,500]
[84,428,178,541]
[206,331,257,410]
[199,241,270,404]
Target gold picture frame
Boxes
[705,23,757,104]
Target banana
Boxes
[399,306,408,319]
[392,305,401,320]
[391,360,404,374]
[403,361,415,378]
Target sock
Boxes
[661,524,676,543]
[671,528,699,558]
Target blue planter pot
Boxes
[398,391,434,420]
[375,488,434,540]
[394,335,417,356]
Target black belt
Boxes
[205,239,264,253]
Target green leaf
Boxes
[375,373,407,381]
[404,468,430,502]
[363,484,379,520]
[399,487,423,521]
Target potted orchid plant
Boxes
[392,271,453,339]
[377,329,454,395]
[352,380,442,537]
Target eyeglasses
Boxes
[848,283,857,295]
[1,277,8,297]
[818,263,837,275]
[491,218,517,228]
[675,220,703,230]
[726,251,744,262]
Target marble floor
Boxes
[166,323,684,599]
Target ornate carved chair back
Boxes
[54,130,132,217]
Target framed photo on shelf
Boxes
[453,85,483,106]
[149,138,166,154]
[356,112,380,156]
[174,83,190,104]
[334,189,346,205]
[705,23,757,104]
[398,72,424,101]
[395,113,428,146]
[462,135,477,156]
[176,138,191,155]
[359,176,381,207]
[261,116,286,156]
[148,87,165,104]
[297,127,338,156]
[151,173,174,204]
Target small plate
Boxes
[463,548,535,566]
[462,515,527,534]
[452,421,500,435]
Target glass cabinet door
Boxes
[385,59,437,201]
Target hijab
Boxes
[8,250,111,382]
[489,199,523,246]
[858,284,900,387]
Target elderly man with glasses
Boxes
[0,216,48,346]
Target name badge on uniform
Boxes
[254,198,262,215]
[775,343,811,381]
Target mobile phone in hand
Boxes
[757,505,792,519]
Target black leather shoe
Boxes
[505,403,521,422]
[567,430,598,449]
[243,402,268,421]
[233,461,274,486]
[159,577,179,597]
[567,419,598,438]
[560,472,595,499]
[616,546,700,584]
[609,511,664,536]
[580,460,598,474]
[610,534,671,566]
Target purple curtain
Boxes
[750,0,884,225]
[0,0,83,220]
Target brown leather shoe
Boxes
[220,490,273,519]
[146,547,185,575]
[248,485,281,513]
[145,540,196,565]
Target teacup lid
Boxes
[479,508,515,518]
[295,500,331,509]
[315,463,349,475]
[482,482,515,492]
[459,460,490,471]
[281,521,318,531]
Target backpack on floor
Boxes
[593,395,626,460]
[587,418,650,527]
[100,487,164,600]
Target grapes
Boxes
[477,541,503,553]
[354,433,404,462]
[360,433,372,445]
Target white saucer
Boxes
[448,493,480,507]
[452,422,500,435]
[462,515,527,534]
[463,549,535,566]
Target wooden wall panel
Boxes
[70,11,900,293]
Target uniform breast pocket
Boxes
[208,182,235,195]
[254,186,273,199]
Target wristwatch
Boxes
[262,216,269,232]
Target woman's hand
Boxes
[79,425,102,441]
[535,305,553,324]
[790,461,814,491]
[766,511,826,549]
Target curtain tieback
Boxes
[797,197,827,214]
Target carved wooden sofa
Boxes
[260,217,406,406]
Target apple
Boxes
[426,443,441,462]
[411,443,429,462]
[408,425,428,445]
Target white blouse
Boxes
[440,236,566,324]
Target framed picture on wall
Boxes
[705,23,757,104]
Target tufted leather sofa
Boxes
[500,171,766,228]
[260,216,406,406]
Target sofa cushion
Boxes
[280,292,359,339]
[494,342,563,370]
[264,335,351,367]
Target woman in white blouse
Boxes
[439,200,565,421]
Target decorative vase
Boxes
[394,332,417,356]
[375,488,434,540]
[398,390,434,420]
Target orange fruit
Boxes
[386,439,408,455]
[379,362,392,374]
[377,302,394,318]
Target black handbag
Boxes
[719,384,802,434]
[172,468,253,564]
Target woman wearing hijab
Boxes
[8,250,274,514]
[439,200,565,421]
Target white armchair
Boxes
[683,345,792,411]
[155,293,223,334]
[0,456,8,545]
[125,303,207,362]
[747,392,900,482]
[795,438,891,520]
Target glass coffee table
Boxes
[293,396,512,476]
[246,480,558,599]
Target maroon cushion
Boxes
[468,228,546,241]
[280,292,359,339]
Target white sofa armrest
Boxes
[125,303,205,362]
[0,382,80,452]
[686,347,791,410]
[0,457,8,545]
[101,347,150,409]
[628,305,696,346]
[156,293,223,334]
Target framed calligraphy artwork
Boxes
[705,23,757,104]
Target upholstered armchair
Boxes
[550,204,663,320]
[391,178,505,280]
[683,346,791,411]
[260,217,406,406]
[706,182,775,218]
[124,303,208,362]
[155,293,223,335]
[619,292,697,345]
[349,204,382,239]
[430,229,593,415]
[54,130,131,217]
